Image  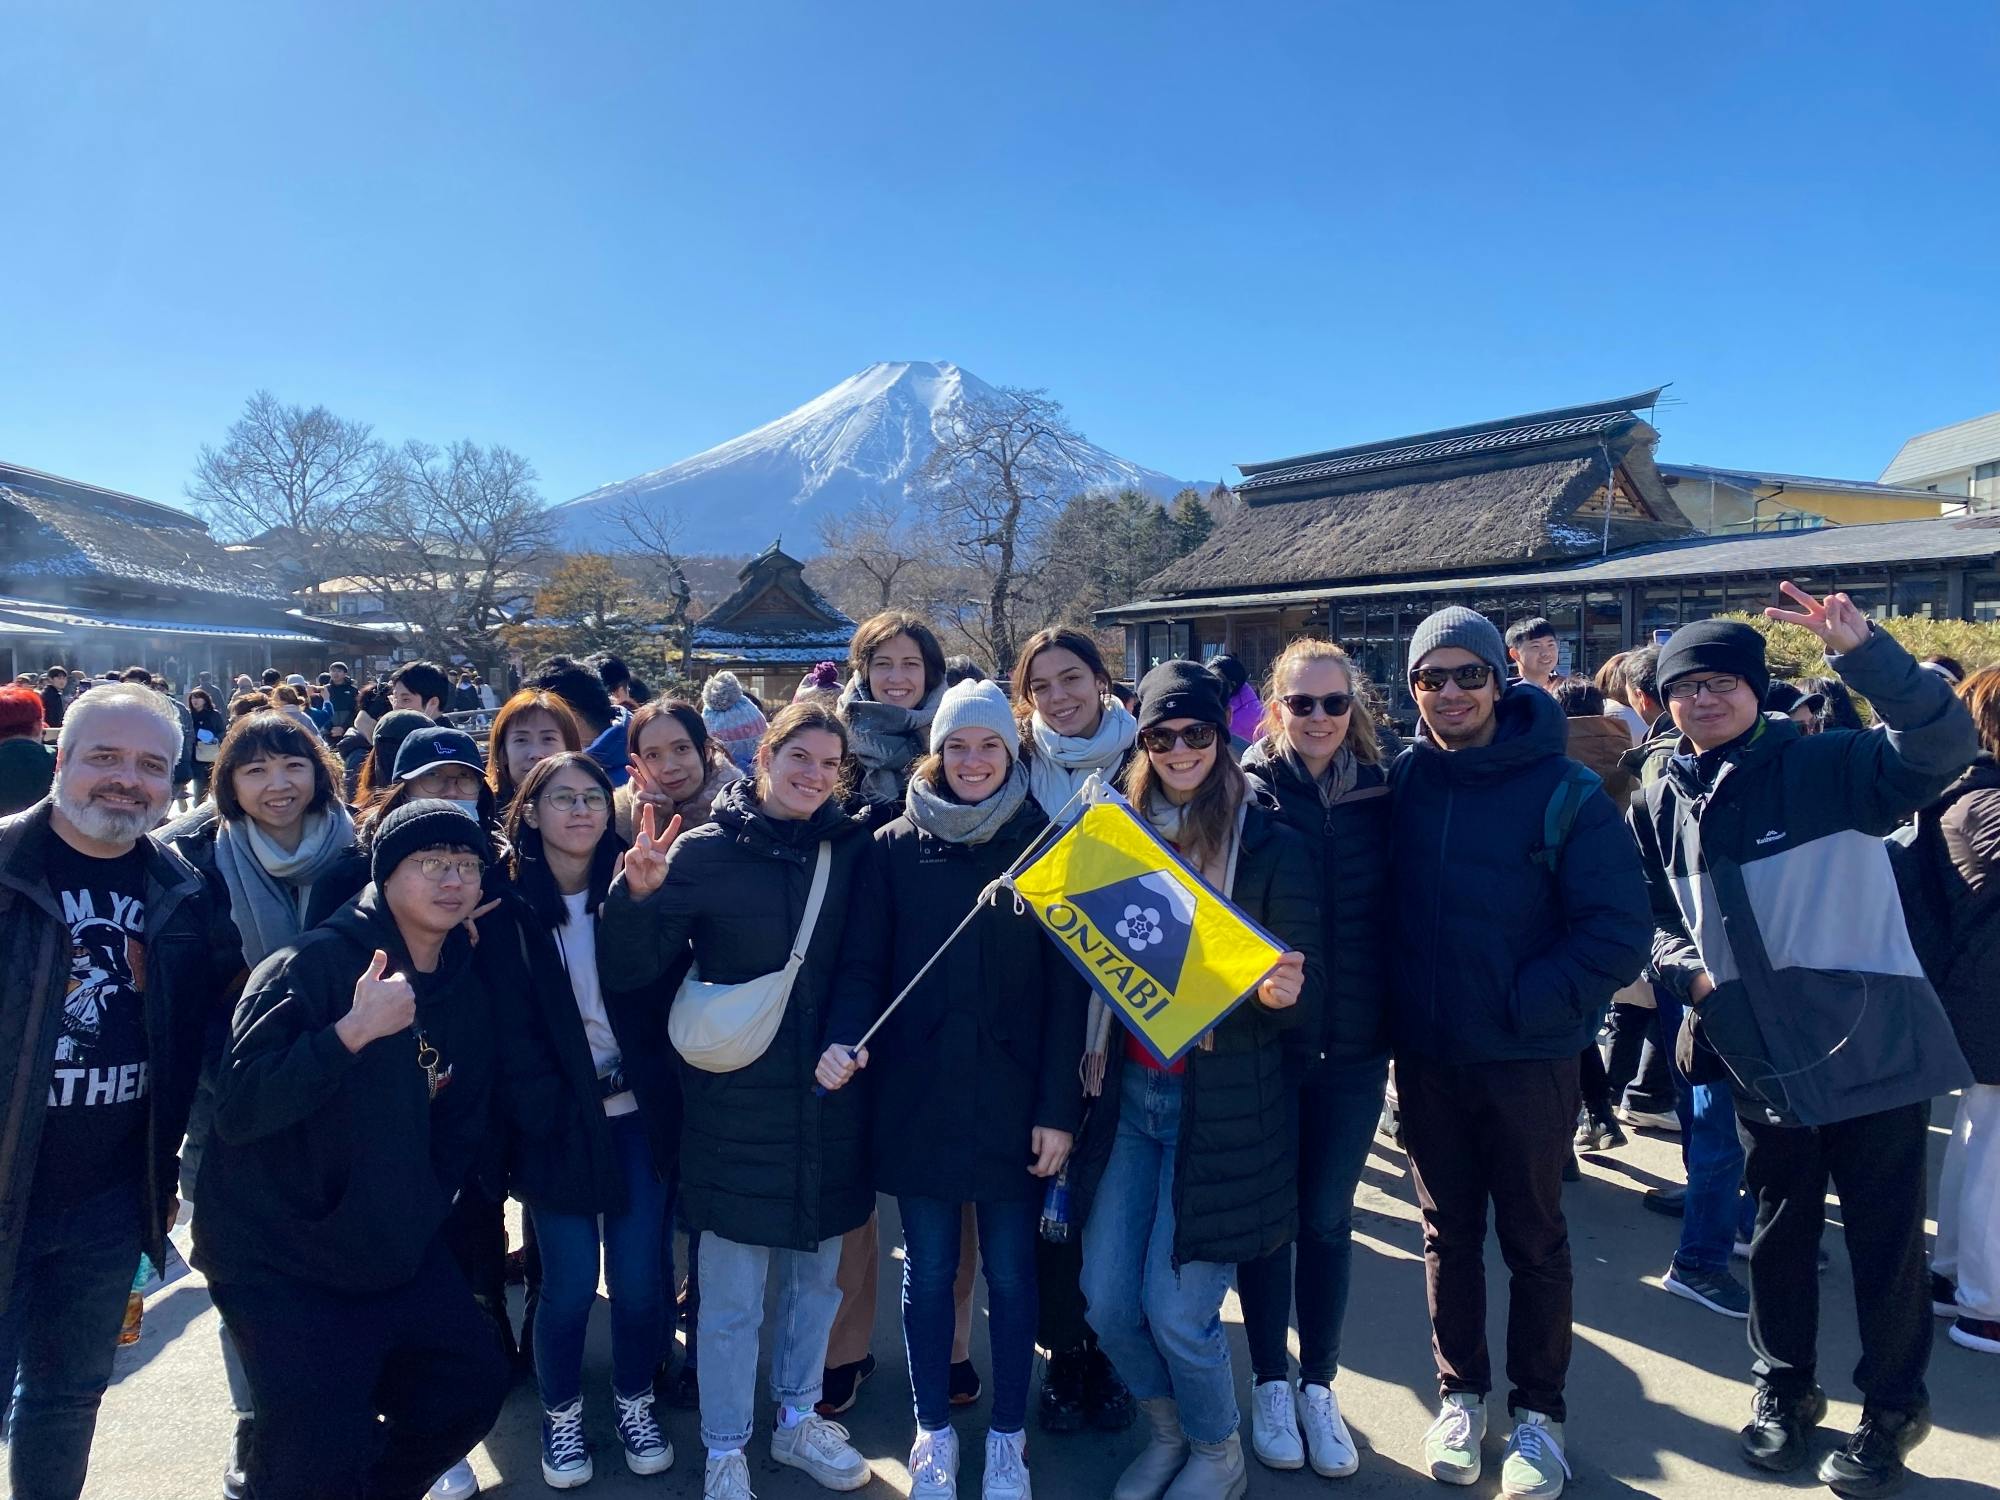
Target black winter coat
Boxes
[1068,793,1323,1266]
[489,875,681,1215]
[596,779,872,1251]
[1389,685,1651,1065]
[191,888,496,1292]
[1934,757,2000,1083]
[1241,740,1391,1069]
[0,804,222,1308]
[826,796,1088,1203]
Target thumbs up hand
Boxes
[335,948,417,1054]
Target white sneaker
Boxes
[1295,1382,1360,1478]
[1613,1105,1679,1133]
[770,1411,870,1492]
[704,1448,756,1500]
[1250,1378,1303,1470]
[910,1425,959,1498]
[983,1428,1031,1500]
[428,1458,480,1499]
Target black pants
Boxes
[1737,1101,1932,1415]
[440,1181,512,1354]
[1398,1053,1578,1421]
[1036,1234,1092,1354]
[209,1239,510,1500]
[1607,996,1675,1114]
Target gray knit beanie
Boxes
[1407,606,1508,681]
[929,679,1020,757]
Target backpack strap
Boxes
[1532,763,1602,876]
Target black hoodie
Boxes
[191,887,495,1292]
[1388,683,1650,1065]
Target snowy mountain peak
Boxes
[553,362,1193,554]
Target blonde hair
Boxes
[1254,638,1382,765]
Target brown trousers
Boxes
[826,1203,979,1368]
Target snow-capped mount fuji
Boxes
[552,361,1197,554]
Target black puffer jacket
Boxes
[1936,758,2000,1083]
[597,779,872,1251]
[1068,792,1323,1265]
[1389,685,1651,1065]
[827,795,1088,1203]
[489,876,681,1216]
[191,889,496,1292]
[1241,739,1390,1069]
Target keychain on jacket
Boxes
[415,1030,453,1099]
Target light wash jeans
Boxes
[695,1230,845,1451]
[1080,1065,1239,1443]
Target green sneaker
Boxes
[1422,1393,1486,1485]
[1500,1408,1570,1498]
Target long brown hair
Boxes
[1254,638,1382,766]
[848,610,947,698]
[629,697,732,774]
[1011,627,1113,726]
[1126,732,1246,875]
[485,690,584,804]
[754,700,852,805]
[1960,667,2000,758]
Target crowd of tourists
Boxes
[1,587,1992,1500]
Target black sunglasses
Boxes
[1139,723,1220,754]
[1279,692,1354,718]
[1410,664,1495,693]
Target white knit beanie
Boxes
[930,679,1019,756]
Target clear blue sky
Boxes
[5,2,1996,521]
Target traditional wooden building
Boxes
[0,461,363,685]
[688,541,855,701]
[1100,393,2000,717]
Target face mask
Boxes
[448,800,482,822]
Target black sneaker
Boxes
[1642,1186,1687,1219]
[223,1416,254,1500]
[658,1355,698,1410]
[814,1353,875,1417]
[1817,1407,1930,1498]
[1038,1347,1088,1433]
[1949,1315,2000,1354]
[1740,1384,1827,1473]
[1574,1108,1628,1153]
[1662,1263,1750,1319]
[1562,1152,1581,1183]
[1930,1270,1960,1318]
[1082,1344,1135,1431]
[949,1358,983,1406]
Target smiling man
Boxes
[0,683,221,1500]
[1388,607,1650,1499]
[1629,595,1977,1496]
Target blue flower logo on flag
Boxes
[1073,871,1196,991]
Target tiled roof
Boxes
[1658,462,1951,503]
[1879,410,2000,486]
[1236,389,1665,497]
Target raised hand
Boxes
[462,897,501,946]
[627,753,676,813]
[336,948,417,1053]
[1765,580,1871,655]
[619,802,682,900]
[815,1043,868,1092]
[1256,951,1306,1010]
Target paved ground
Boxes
[73,1100,1991,1500]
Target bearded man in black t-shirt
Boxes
[0,683,219,1500]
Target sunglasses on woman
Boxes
[1409,664,1495,693]
[1279,692,1354,718]
[1138,723,1220,755]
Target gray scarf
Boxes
[839,674,942,806]
[1279,741,1360,808]
[1027,699,1138,827]
[903,760,1031,846]
[214,805,357,968]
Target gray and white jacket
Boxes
[1629,626,1978,1126]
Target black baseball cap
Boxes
[392,726,485,782]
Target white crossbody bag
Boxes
[668,841,832,1074]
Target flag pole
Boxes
[814,773,1109,1094]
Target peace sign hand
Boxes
[1765,580,1871,655]
[618,802,683,900]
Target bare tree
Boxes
[342,440,557,667]
[609,497,698,676]
[814,493,931,610]
[915,388,1091,676]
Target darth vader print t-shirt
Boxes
[31,835,152,1216]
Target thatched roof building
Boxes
[1102,393,2000,718]
[689,541,854,701]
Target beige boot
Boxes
[1162,1431,1246,1500]
[1112,1397,1190,1500]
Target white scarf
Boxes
[1027,699,1138,827]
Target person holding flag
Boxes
[1065,660,1322,1500]
[820,678,1089,1500]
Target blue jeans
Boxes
[529,1111,672,1409]
[1237,1054,1388,1384]
[0,1180,143,1500]
[1081,1066,1239,1444]
[901,1196,1038,1433]
[1676,1077,1747,1276]
[696,1231,844,1451]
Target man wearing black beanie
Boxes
[1630,584,1977,1494]
[191,800,507,1500]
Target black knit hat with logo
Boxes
[1135,660,1230,734]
